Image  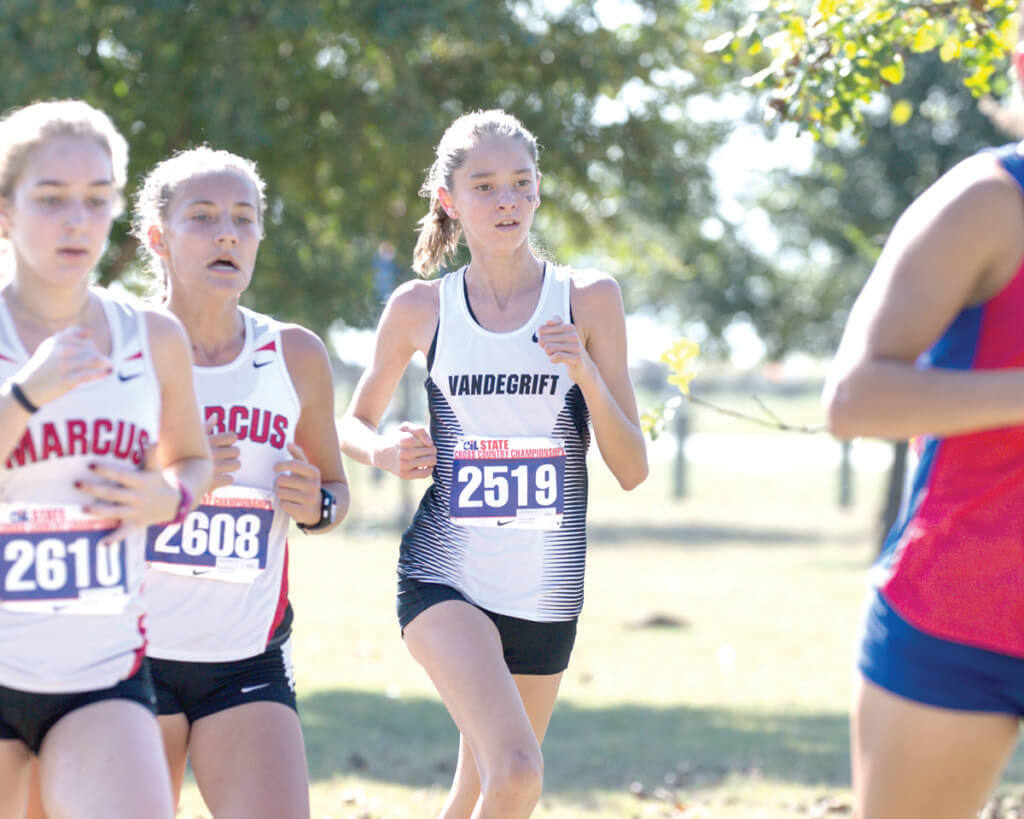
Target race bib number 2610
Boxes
[450,436,565,529]
[0,505,128,615]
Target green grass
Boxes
[175,430,1024,818]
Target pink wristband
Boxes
[167,479,193,526]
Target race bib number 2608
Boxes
[145,486,274,584]
[450,436,566,529]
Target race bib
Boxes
[450,436,565,529]
[0,504,129,615]
[146,487,274,584]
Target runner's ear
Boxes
[147,225,169,258]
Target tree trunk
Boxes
[877,440,908,556]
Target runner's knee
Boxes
[481,744,543,808]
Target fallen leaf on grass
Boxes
[625,612,690,629]
[353,641,378,659]
[340,787,365,805]
[806,795,852,816]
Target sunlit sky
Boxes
[557,0,817,368]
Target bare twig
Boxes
[686,393,826,434]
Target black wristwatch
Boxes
[297,487,337,533]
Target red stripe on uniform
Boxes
[255,340,277,354]
[267,541,290,644]
[129,613,148,677]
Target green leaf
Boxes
[879,57,904,85]
[889,98,913,125]
[816,0,840,19]
[939,36,961,62]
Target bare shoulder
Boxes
[139,303,189,348]
[383,276,441,354]
[568,266,617,289]
[279,322,329,362]
[893,151,1024,299]
[274,323,333,397]
[137,305,192,389]
[389,277,441,321]
[913,152,1024,236]
[568,267,624,320]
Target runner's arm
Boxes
[824,155,1024,439]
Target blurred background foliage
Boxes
[1,0,1018,360]
[718,0,1017,140]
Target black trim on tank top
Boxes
[427,264,570,370]
[426,324,438,371]
[462,274,480,324]
[459,264,558,328]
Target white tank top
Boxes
[0,290,159,693]
[142,308,301,662]
[399,264,591,621]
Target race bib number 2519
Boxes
[450,436,565,529]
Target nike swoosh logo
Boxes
[497,519,514,527]
[252,360,273,368]
[240,683,270,694]
[53,604,70,611]
[117,372,142,382]
[192,568,212,576]
[531,332,539,343]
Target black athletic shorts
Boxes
[0,660,156,754]
[397,577,578,675]
[149,638,297,723]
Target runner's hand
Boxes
[206,418,241,490]
[76,461,181,546]
[273,442,322,526]
[536,316,596,387]
[14,326,112,407]
[377,421,436,480]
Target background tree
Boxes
[757,50,1010,543]
[1,0,758,344]
[719,0,1018,140]
[708,0,1019,544]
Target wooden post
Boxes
[672,407,688,500]
[838,438,853,508]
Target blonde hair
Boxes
[412,109,539,277]
[0,99,128,232]
[131,146,267,296]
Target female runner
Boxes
[133,146,349,818]
[340,109,647,818]
[0,99,210,819]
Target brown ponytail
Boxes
[413,191,463,277]
[411,109,539,278]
